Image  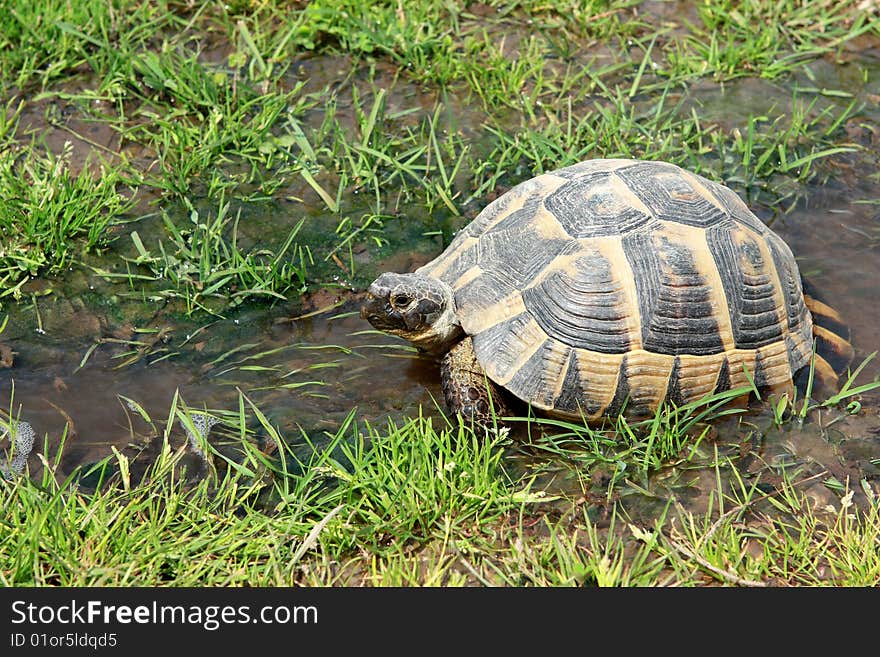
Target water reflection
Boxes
[0,303,444,481]
[0,55,878,513]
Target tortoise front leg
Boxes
[439,337,510,427]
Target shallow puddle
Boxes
[1,299,446,479]
[2,50,879,516]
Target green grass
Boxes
[1,0,879,587]
[2,387,878,586]
[0,0,176,89]
[470,78,861,206]
[95,195,311,316]
[662,0,876,82]
[0,138,135,302]
[116,47,312,199]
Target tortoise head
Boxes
[361,272,462,355]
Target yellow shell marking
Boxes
[484,316,549,387]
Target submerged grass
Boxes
[101,195,311,316]
[1,1,879,587]
[1,387,878,586]
[0,140,136,301]
[1,1,876,306]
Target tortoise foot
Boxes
[440,337,510,428]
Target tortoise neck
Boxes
[411,299,463,356]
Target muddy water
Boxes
[3,169,877,509]
[0,299,445,479]
[2,53,879,516]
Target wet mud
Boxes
[2,48,879,517]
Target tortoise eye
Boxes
[393,294,412,307]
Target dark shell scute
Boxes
[521,249,633,353]
[432,240,479,287]
[461,184,541,239]
[663,357,684,407]
[453,270,517,317]
[704,180,767,234]
[785,334,811,376]
[505,339,568,409]
[476,201,568,290]
[604,355,631,417]
[553,351,581,415]
[623,231,725,356]
[713,357,732,394]
[543,171,653,238]
[706,222,784,349]
[471,313,538,382]
[753,350,770,388]
[553,350,605,417]
[766,234,808,332]
[615,162,727,229]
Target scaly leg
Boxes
[440,337,510,427]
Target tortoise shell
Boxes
[417,159,814,420]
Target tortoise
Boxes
[361,158,853,424]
